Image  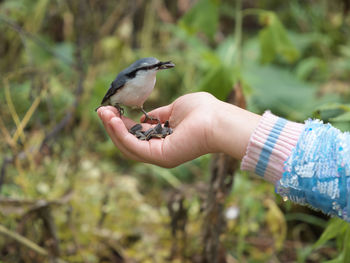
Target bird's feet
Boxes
[141,108,159,124]
[95,104,124,117]
[142,114,160,124]
[114,104,124,117]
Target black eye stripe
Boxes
[126,63,161,78]
[126,71,137,78]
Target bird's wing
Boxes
[100,76,125,105]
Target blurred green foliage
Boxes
[1,0,350,262]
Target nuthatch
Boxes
[96,57,175,122]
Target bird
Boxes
[96,57,175,123]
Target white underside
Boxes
[110,69,157,108]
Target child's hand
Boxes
[97,92,218,167]
[97,92,261,167]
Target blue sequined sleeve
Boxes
[276,120,350,221]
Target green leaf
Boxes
[330,111,350,122]
[339,45,350,58]
[343,228,350,263]
[313,218,348,249]
[88,74,116,114]
[259,27,276,63]
[296,57,326,80]
[321,226,350,263]
[315,103,350,112]
[216,36,238,66]
[197,65,236,100]
[323,254,344,263]
[53,42,74,66]
[179,0,219,39]
[258,12,299,64]
[243,63,339,120]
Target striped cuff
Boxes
[241,111,304,184]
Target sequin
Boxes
[277,120,350,221]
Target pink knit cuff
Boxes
[240,111,304,184]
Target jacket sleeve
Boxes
[241,111,350,221]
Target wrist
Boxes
[211,101,261,159]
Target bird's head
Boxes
[131,57,175,73]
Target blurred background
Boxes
[1,0,350,262]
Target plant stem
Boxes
[234,0,243,66]
[0,224,68,262]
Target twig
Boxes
[0,68,41,191]
[167,190,188,261]
[4,78,26,143]
[0,224,48,256]
[0,157,11,192]
[0,116,16,148]
[4,76,37,174]
[39,206,60,257]
[12,87,45,143]
[98,0,141,37]
[40,0,86,151]
[1,192,72,259]
[0,190,73,207]
[0,224,68,263]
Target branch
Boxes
[0,190,73,208]
[0,224,48,256]
[0,224,68,263]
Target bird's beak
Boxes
[157,61,175,70]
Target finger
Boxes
[97,109,142,160]
[98,107,154,130]
[99,109,117,127]
[97,106,131,126]
[104,117,145,162]
[108,117,152,160]
[97,106,120,117]
[140,104,173,123]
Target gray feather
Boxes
[100,57,160,105]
